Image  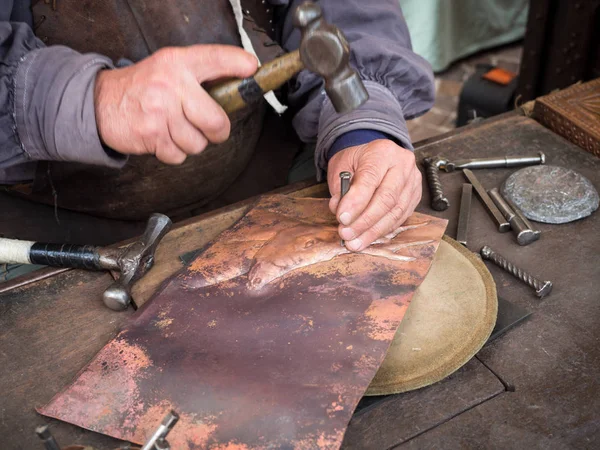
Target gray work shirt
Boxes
[0,0,434,184]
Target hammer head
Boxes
[294,2,369,113]
[103,213,172,311]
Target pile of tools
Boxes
[423,152,553,299]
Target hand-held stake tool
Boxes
[339,171,352,247]
[0,213,172,311]
[488,188,540,246]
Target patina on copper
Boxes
[40,195,447,449]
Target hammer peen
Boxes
[207,1,369,114]
[0,213,171,311]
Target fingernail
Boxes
[347,238,362,251]
[339,212,351,226]
[340,227,355,240]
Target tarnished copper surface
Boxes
[40,195,447,449]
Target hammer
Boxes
[208,1,369,114]
[0,213,171,311]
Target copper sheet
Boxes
[40,195,447,449]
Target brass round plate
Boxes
[366,236,498,396]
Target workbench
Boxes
[1,111,599,449]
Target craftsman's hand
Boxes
[94,45,258,164]
[328,140,422,251]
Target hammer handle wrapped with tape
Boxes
[0,213,171,311]
[0,239,112,270]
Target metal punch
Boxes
[339,171,352,247]
[456,183,473,246]
[463,169,510,232]
[488,188,540,246]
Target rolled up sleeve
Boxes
[279,0,435,180]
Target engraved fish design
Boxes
[247,221,432,290]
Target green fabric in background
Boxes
[400,0,529,73]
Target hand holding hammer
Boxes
[208,1,369,114]
[0,214,171,311]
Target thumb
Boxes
[187,44,258,82]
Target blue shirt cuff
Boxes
[326,129,394,161]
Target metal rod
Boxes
[423,156,450,211]
[141,410,179,450]
[488,188,539,246]
[456,183,472,246]
[36,425,61,450]
[480,246,553,298]
[339,172,352,247]
[502,194,541,236]
[448,152,546,171]
[462,170,510,232]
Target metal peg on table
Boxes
[480,246,553,298]
[423,156,450,211]
[463,170,510,232]
[443,152,546,172]
[36,426,61,450]
[488,188,540,246]
[456,183,473,246]
[141,410,179,450]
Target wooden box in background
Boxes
[533,79,600,158]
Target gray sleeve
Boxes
[0,21,125,185]
[279,0,435,179]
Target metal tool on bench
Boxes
[0,214,171,311]
[141,410,179,450]
[423,152,546,210]
[463,169,510,232]
[480,246,553,299]
[208,1,368,114]
[488,188,540,246]
[456,183,473,246]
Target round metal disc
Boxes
[501,165,599,224]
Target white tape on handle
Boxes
[0,238,34,264]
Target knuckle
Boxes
[377,188,398,211]
[141,90,169,113]
[203,113,230,140]
[159,146,186,165]
[388,206,405,225]
[140,115,164,141]
[359,211,378,230]
[153,47,181,65]
[189,136,208,155]
[357,164,381,186]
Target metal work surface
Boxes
[1,114,599,449]
[502,164,599,224]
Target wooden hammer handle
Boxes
[207,50,304,114]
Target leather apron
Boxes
[22,0,284,220]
